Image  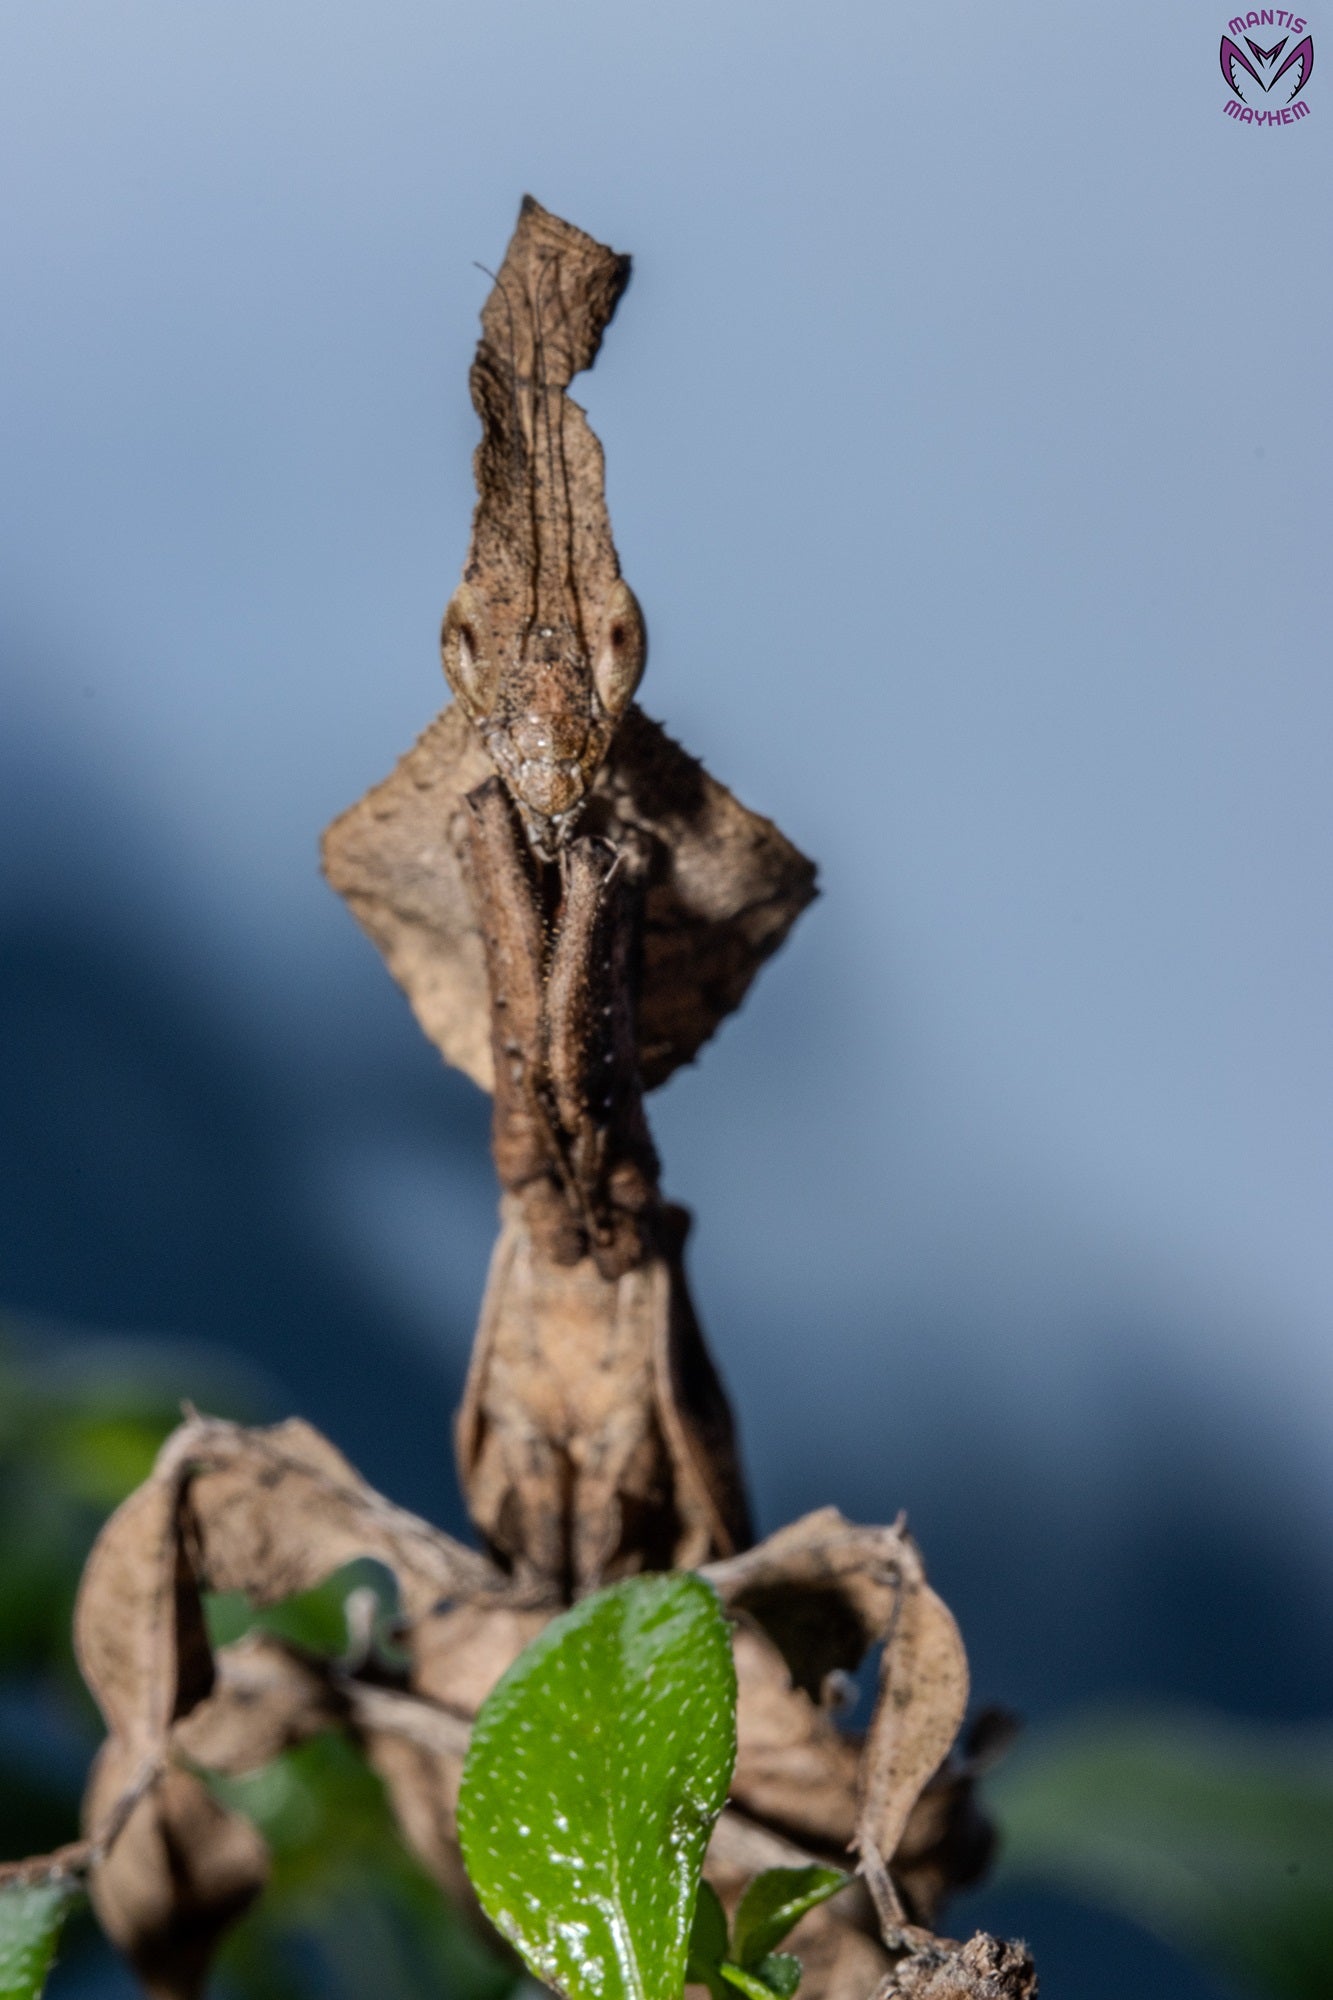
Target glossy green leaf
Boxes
[719,1963,779,2000]
[0,1880,78,2000]
[686,1878,731,1996]
[458,1573,737,2000]
[732,1866,849,1968]
[990,1711,1333,2000]
[752,1955,801,1998]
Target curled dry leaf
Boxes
[159,1415,504,1618]
[706,1510,971,1938]
[74,1467,214,1763]
[707,1509,924,1693]
[713,1621,992,1934]
[67,1413,511,1999]
[84,1761,268,2000]
[887,1713,1008,1928]
[172,1633,347,1775]
[855,1562,969,1935]
[52,1404,991,2000]
[78,1621,342,1993]
[728,1624,861,1853]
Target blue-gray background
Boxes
[2,3,1329,1993]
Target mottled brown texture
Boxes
[465,777,659,1277]
[469,200,628,634]
[63,1416,515,2000]
[11,194,1041,2000]
[728,1623,861,1851]
[456,1197,750,1591]
[171,1634,347,1776]
[84,1761,268,2000]
[44,1412,1001,1999]
[321,701,817,1095]
[881,1932,1038,2000]
[705,1508,970,1933]
[446,197,638,853]
[157,1416,503,1620]
[326,679,807,1586]
[854,1561,970,1934]
[464,776,553,1203]
[542,820,659,1264]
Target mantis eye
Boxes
[441,585,498,717]
[592,580,646,720]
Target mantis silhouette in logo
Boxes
[1220,30,1313,99]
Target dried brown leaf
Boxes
[85,1753,267,2000]
[707,1510,970,1939]
[890,1748,998,1931]
[160,1414,503,1621]
[74,1470,213,1760]
[707,1508,914,1697]
[728,1624,861,1854]
[75,1414,504,1794]
[71,1414,510,1998]
[76,1414,504,1750]
[855,1568,969,1931]
[172,1633,346,1775]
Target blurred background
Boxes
[1,2,1330,1995]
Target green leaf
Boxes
[719,1964,780,2000]
[732,1867,849,1967]
[205,1560,399,1658]
[687,1880,731,1999]
[751,1954,801,1998]
[990,1710,1333,2000]
[458,1573,737,2000]
[212,1736,516,2000]
[45,1411,175,1510]
[0,1879,78,2000]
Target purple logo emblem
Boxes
[1221,11,1315,120]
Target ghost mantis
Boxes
[3,199,1037,2000]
